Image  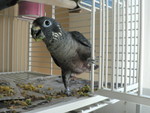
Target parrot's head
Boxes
[31,17,62,42]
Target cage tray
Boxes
[0,72,92,113]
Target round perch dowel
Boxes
[20,0,77,9]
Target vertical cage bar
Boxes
[98,0,103,89]
[111,0,116,91]
[20,20,23,71]
[7,16,10,72]
[24,22,28,72]
[129,0,133,85]
[2,16,5,72]
[12,18,15,71]
[16,20,19,71]
[137,0,143,96]
[101,0,105,88]
[136,0,143,112]
[91,0,96,93]
[105,0,109,88]
[27,23,30,72]
[116,0,120,89]
[28,22,32,72]
[133,0,137,84]
[136,2,139,84]
[50,5,55,75]
[22,21,25,71]
[124,0,129,93]
[121,0,125,88]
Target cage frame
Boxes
[0,0,149,113]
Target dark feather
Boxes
[51,54,60,67]
[69,31,91,48]
[69,31,91,61]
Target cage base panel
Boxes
[26,95,109,113]
[0,72,121,113]
[0,72,105,113]
[96,89,150,106]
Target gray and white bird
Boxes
[31,17,98,95]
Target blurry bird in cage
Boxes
[31,17,98,96]
[0,0,18,10]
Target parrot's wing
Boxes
[69,31,91,48]
[69,31,91,61]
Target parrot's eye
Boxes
[43,20,51,27]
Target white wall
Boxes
[142,0,150,89]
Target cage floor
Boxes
[0,72,91,113]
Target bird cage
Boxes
[0,0,149,113]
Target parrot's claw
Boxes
[65,88,71,96]
[87,59,96,64]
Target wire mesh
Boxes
[98,0,141,93]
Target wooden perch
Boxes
[20,0,77,9]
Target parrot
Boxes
[0,0,19,10]
[31,17,98,95]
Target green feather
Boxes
[35,36,45,42]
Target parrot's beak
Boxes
[31,25,45,42]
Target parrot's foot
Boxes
[87,58,99,70]
[65,88,71,96]
[87,58,95,64]
[70,75,78,81]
